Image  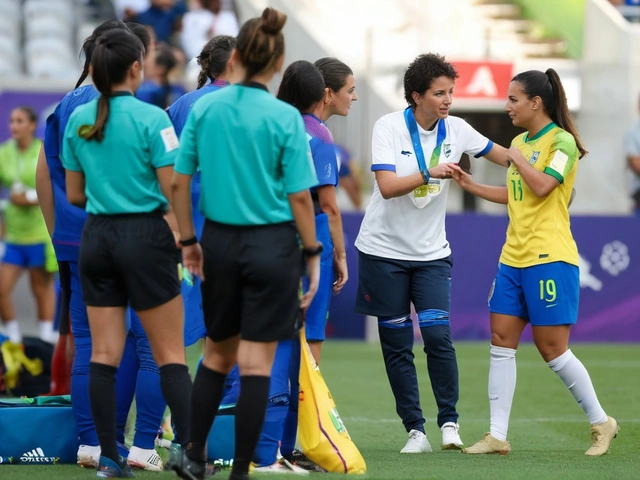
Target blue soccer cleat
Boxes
[96,456,135,478]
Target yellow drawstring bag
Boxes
[297,329,366,474]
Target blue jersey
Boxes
[335,143,352,178]
[302,114,338,196]
[167,80,228,136]
[167,80,228,235]
[44,85,98,261]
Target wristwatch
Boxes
[302,243,323,257]
[420,168,431,185]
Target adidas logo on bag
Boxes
[19,447,59,464]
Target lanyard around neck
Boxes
[403,107,447,171]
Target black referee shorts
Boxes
[79,212,181,311]
[200,220,303,343]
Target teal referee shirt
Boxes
[175,83,318,226]
[62,92,179,215]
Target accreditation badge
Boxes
[411,179,442,209]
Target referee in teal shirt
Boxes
[169,8,322,480]
[60,28,192,477]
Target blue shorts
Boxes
[3,243,46,268]
[302,214,334,342]
[488,261,579,326]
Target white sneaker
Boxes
[127,446,164,471]
[77,444,100,468]
[253,458,309,474]
[400,429,432,453]
[441,422,464,450]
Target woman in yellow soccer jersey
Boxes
[451,69,618,457]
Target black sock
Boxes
[89,362,119,462]
[231,375,271,476]
[159,363,193,449]
[184,364,227,462]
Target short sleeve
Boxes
[310,139,338,188]
[282,113,318,194]
[148,109,179,169]
[371,118,396,172]
[44,105,61,162]
[624,127,640,156]
[457,119,493,158]
[175,108,198,175]
[61,114,83,173]
[543,132,577,184]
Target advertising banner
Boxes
[330,214,640,342]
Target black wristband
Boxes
[180,236,198,246]
[302,243,323,257]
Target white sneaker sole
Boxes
[441,443,464,451]
[77,452,98,469]
[127,459,163,472]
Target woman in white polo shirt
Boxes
[355,53,508,454]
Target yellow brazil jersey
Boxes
[500,122,579,268]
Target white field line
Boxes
[343,417,640,424]
[459,360,640,368]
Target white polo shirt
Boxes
[355,110,492,261]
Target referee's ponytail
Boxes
[236,7,287,81]
[79,29,144,142]
[512,69,588,159]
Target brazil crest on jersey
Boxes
[500,122,580,268]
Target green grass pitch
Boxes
[1,341,638,479]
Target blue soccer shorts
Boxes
[488,261,579,326]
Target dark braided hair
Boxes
[196,35,236,89]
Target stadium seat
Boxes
[25,16,75,44]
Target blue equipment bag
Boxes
[0,395,77,465]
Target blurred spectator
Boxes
[137,43,187,109]
[0,107,57,345]
[624,95,640,215]
[181,0,239,60]
[131,0,187,44]
[335,143,363,210]
[112,0,151,20]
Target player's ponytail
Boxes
[512,69,587,159]
[75,20,127,89]
[79,29,144,142]
[235,7,287,81]
[197,35,236,89]
[276,60,325,113]
[545,68,587,159]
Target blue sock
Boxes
[130,312,166,449]
[280,337,300,457]
[253,402,288,466]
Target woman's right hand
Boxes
[429,163,458,179]
[450,164,475,190]
[333,254,348,294]
[301,254,320,310]
[182,243,205,281]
